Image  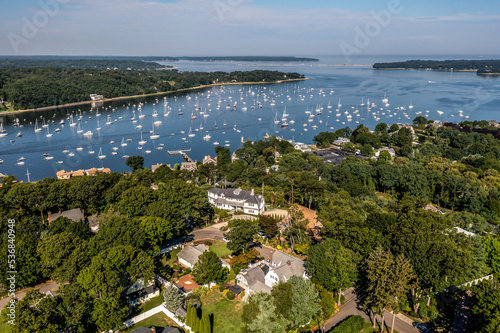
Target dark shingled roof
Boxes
[127,285,159,302]
[129,328,151,333]
[229,284,245,294]
[50,208,85,223]
[208,187,264,206]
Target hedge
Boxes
[330,315,364,333]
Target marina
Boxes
[0,55,499,181]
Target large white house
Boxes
[236,250,308,299]
[208,187,265,215]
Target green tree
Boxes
[126,155,145,172]
[470,280,500,333]
[413,116,428,126]
[37,232,90,282]
[485,236,500,275]
[201,313,212,333]
[244,292,289,333]
[115,185,155,216]
[258,215,278,238]
[163,285,184,312]
[287,276,321,327]
[192,251,227,285]
[307,239,358,305]
[225,219,257,254]
[15,290,66,333]
[139,216,174,254]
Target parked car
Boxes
[257,231,268,239]
[412,322,432,333]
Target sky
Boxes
[0,0,499,57]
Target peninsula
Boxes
[0,66,305,112]
[373,59,500,74]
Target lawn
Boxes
[162,248,181,266]
[200,290,245,333]
[209,240,232,258]
[123,312,181,332]
[138,294,165,314]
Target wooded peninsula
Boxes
[0,67,305,111]
[373,59,500,74]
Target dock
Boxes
[167,149,193,162]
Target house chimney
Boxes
[286,260,291,266]
[251,188,255,196]
[48,212,52,224]
[270,251,274,264]
[150,327,156,333]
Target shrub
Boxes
[226,290,235,300]
[330,315,364,333]
[204,240,213,246]
[193,241,199,246]
[223,289,229,296]
[219,284,226,292]
[340,294,345,305]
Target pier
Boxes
[167,149,193,162]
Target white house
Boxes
[177,244,208,269]
[126,277,160,306]
[236,250,308,300]
[208,187,265,215]
[334,137,351,145]
[375,147,396,158]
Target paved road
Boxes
[190,222,226,241]
[323,288,419,333]
[0,280,60,310]
[450,291,472,333]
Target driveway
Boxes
[0,280,60,310]
[190,222,226,241]
[323,288,419,333]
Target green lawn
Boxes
[209,240,232,258]
[138,294,165,314]
[0,323,13,333]
[200,290,244,333]
[123,312,182,332]
[162,248,181,266]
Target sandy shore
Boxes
[0,78,308,116]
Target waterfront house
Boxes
[208,187,265,215]
[180,162,197,171]
[90,94,104,101]
[203,155,217,165]
[333,137,351,145]
[375,147,396,158]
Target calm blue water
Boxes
[1,55,500,181]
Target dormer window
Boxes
[233,189,241,195]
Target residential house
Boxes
[177,244,209,269]
[290,141,311,152]
[48,208,84,223]
[375,147,396,158]
[333,137,350,145]
[203,155,217,165]
[180,162,197,171]
[236,250,308,300]
[231,152,239,163]
[151,163,164,172]
[208,187,265,215]
[126,277,160,307]
[90,94,103,101]
[85,167,111,176]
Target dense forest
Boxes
[0,59,172,70]
[0,118,499,332]
[0,68,304,110]
[373,59,500,74]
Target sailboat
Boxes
[98,148,106,159]
[69,115,77,127]
[139,132,147,145]
[188,127,195,138]
[46,125,53,138]
[77,123,84,134]
[96,119,101,131]
[150,125,160,140]
[34,119,42,133]
[121,138,128,147]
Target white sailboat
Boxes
[46,125,53,138]
[69,115,77,127]
[188,127,195,138]
[96,119,101,131]
[139,132,147,145]
[98,148,106,159]
[77,123,84,134]
[121,138,128,147]
[34,119,42,133]
[150,125,160,140]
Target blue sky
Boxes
[1,0,499,56]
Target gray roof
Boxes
[162,328,181,333]
[127,284,159,302]
[271,250,306,280]
[175,307,187,318]
[208,187,264,205]
[50,208,84,223]
[177,244,208,266]
[241,264,272,293]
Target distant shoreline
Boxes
[373,68,478,72]
[0,78,308,116]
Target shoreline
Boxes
[0,78,308,116]
[373,68,481,72]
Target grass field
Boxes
[209,240,232,258]
[123,312,181,332]
[200,290,244,333]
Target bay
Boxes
[1,54,499,182]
